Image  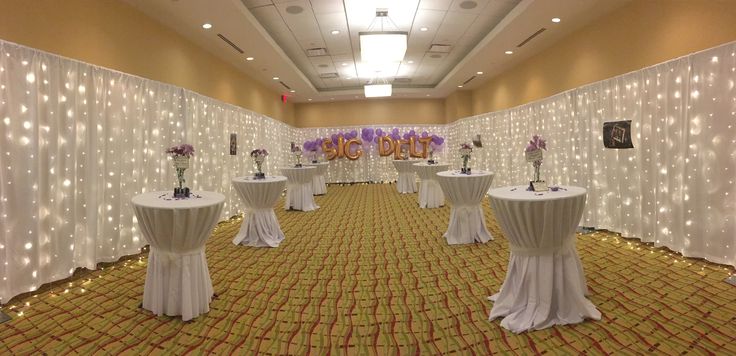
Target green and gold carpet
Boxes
[1,184,735,354]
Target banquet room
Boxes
[0,0,735,354]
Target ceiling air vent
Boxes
[393,77,411,83]
[306,48,328,57]
[217,34,244,54]
[517,28,546,48]
[319,72,339,79]
[279,81,292,90]
[462,76,476,85]
[428,44,451,53]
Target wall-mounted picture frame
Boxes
[229,133,237,155]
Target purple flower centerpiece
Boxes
[525,134,547,187]
[250,148,268,179]
[166,143,195,198]
[459,143,473,174]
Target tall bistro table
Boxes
[131,190,225,321]
[281,166,319,211]
[305,161,329,195]
[436,170,494,245]
[231,176,287,247]
[487,186,601,333]
[392,159,419,194]
[413,162,450,208]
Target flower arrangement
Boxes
[166,144,195,197]
[459,143,473,173]
[525,134,547,183]
[250,148,268,179]
[291,143,303,167]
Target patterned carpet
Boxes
[1,184,735,355]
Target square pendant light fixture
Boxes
[359,31,408,63]
[364,84,392,98]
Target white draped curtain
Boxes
[1,38,734,303]
[451,42,736,268]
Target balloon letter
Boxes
[345,138,363,160]
[337,135,346,158]
[323,138,337,160]
[378,136,395,157]
[394,139,409,160]
[418,137,432,158]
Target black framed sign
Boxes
[603,120,634,149]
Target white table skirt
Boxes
[392,159,419,194]
[231,176,286,247]
[413,162,449,208]
[281,166,319,211]
[436,170,494,245]
[306,162,329,195]
[487,186,601,333]
[132,191,224,321]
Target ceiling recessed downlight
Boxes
[202,23,212,29]
[308,98,312,101]
[342,62,348,66]
[407,60,414,64]
[457,85,463,88]
[245,57,254,61]
[331,30,340,35]
[476,71,484,75]
[552,17,561,23]
[272,76,280,80]
[290,90,296,93]
[505,50,513,54]
[420,27,428,32]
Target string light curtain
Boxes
[0,41,295,302]
[451,42,736,268]
[1,38,734,302]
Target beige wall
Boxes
[444,91,473,123]
[470,0,736,117]
[294,99,445,127]
[0,0,295,125]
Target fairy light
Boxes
[1,38,735,305]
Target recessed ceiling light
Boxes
[552,17,561,23]
[272,76,280,80]
[202,23,212,29]
[342,62,348,66]
[457,85,463,88]
[426,94,430,97]
[346,77,353,80]
[245,57,254,61]
[476,71,484,75]
[407,60,414,64]
[290,90,296,93]
[308,98,313,101]
[331,30,340,35]
[505,50,513,54]
[330,98,335,100]
[419,27,428,32]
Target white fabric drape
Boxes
[305,162,329,195]
[487,186,600,333]
[231,176,286,247]
[281,167,319,211]
[436,171,494,245]
[451,43,736,268]
[414,162,449,208]
[1,38,735,302]
[132,191,224,321]
[392,159,419,193]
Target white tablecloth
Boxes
[487,185,601,333]
[131,191,224,321]
[305,162,329,195]
[231,176,286,247]
[413,162,449,208]
[436,170,494,245]
[392,159,419,193]
[281,166,319,211]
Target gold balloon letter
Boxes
[337,136,346,158]
[418,137,432,158]
[345,138,363,160]
[322,138,337,160]
[378,136,395,157]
